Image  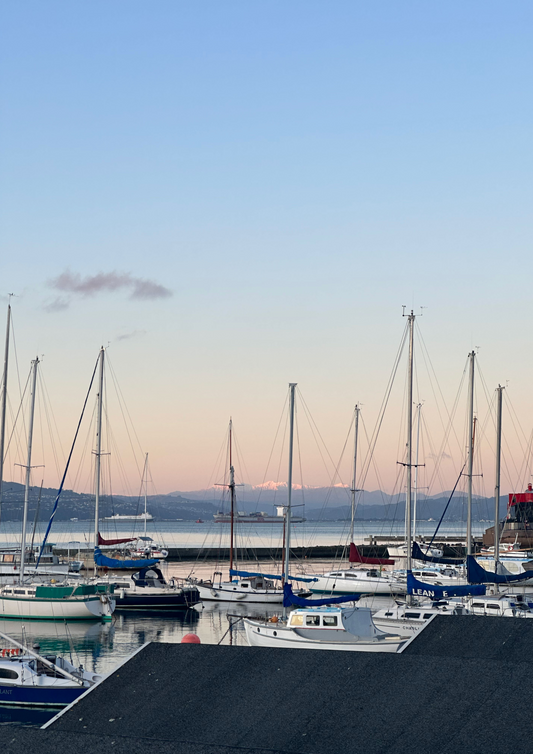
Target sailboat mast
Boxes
[94,347,105,572]
[143,453,149,538]
[20,357,39,583]
[412,403,422,540]
[349,405,360,543]
[229,419,235,576]
[0,304,11,525]
[405,313,415,577]
[466,351,475,557]
[283,384,297,589]
[494,385,503,570]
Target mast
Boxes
[94,347,104,574]
[349,405,360,543]
[143,453,149,538]
[20,357,39,582]
[466,351,475,557]
[494,385,503,570]
[412,403,422,540]
[283,384,297,611]
[405,312,415,579]
[0,304,11,525]
[229,419,235,576]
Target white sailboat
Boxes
[194,420,289,603]
[244,384,408,652]
[0,353,114,621]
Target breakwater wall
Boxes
[54,541,471,562]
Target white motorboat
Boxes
[309,567,404,596]
[244,604,408,652]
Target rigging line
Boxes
[39,369,66,471]
[425,358,468,493]
[354,324,408,504]
[105,360,143,483]
[296,390,350,491]
[3,369,31,463]
[255,389,290,508]
[36,353,100,568]
[105,355,145,476]
[427,461,467,550]
[416,324,465,459]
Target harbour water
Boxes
[0,519,488,549]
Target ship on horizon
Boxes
[214,505,305,524]
[103,512,154,523]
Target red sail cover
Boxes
[349,542,395,566]
[98,533,137,546]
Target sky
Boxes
[0,1,532,498]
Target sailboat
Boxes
[308,405,404,598]
[88,348,199,610]
[0,355,115,620]
[193,420,312,603]
[374,352,533,633]
[244,384,408,652]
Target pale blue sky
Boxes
[0,1,532,494]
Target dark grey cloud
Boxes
[47,270,172,308]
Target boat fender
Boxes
[210,589,219,597]
[119,590,125,599]
[161,550,168,558]
[236,594,247,600]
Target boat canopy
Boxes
[229,569,318,583]
[349,543,394,566]
[412,542,464,566]
[98,533,137,546]
[283,583,360,608]
[466,555,533,584]
[407,571,486,599]
[94,547,158,569]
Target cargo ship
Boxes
[213,506,305,524]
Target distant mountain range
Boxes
[0,480,505,524]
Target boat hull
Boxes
[114,588,200,611]
[244,620,405,652]
[0,596,114,621]
[197,584,284,603]
[0,683,86,707]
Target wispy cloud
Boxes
[46,270,172,311]
[43,296,70,313]
[116,330,147,341]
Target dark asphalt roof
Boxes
[1,615,532,754]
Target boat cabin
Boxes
[231,576,274,590]
[328,570,384,580]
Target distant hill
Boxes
[0,480,503,524]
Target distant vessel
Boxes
[214,505,305,524]
[103,512,154,522]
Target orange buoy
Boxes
[181,633,201,644]
[269,616,279,623]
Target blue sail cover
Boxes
[94,547,158,569]
[467,555,533,584]
[407,571,486,599]
[283,583,360,608]
[229,569,318,583]
[412,542,464,566]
